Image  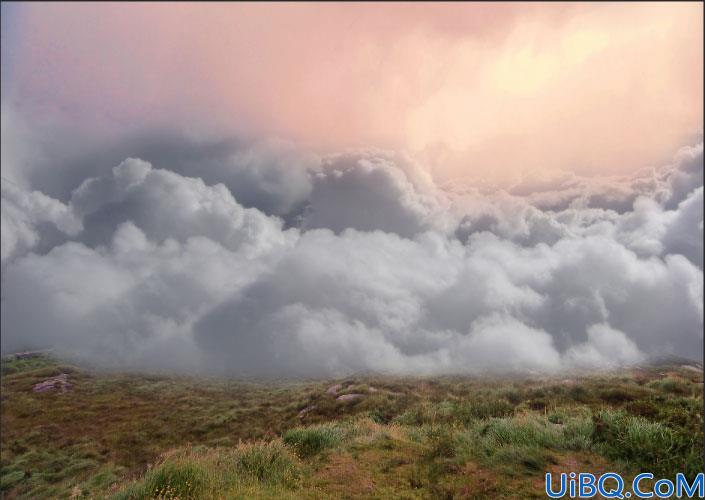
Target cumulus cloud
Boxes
[128,137,319,218]
[301,150,454,237]
[70,158,295,255]
[564,323,644,370]
[1,180,81,264]
[0,138,702,376]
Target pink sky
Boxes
[4,2,703,182]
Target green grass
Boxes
[112,442,300,499]
[0,354,57,376]
[647,376,694,395]
[1,354,702,498]
[592,409,703,478]
[283,424,344,457]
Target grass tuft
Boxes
[113,442,300,498]
[283,424,343,458]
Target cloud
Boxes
[123,137,318,218]
[564,323,644,369]
[662,143,704,209]
[661,187,704,266]
[301,150,454,237]
[70,158,296,255]
[0,140,702,376]
[1,180,81,264]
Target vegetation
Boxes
[1,354,702,498]
[283,424,344,458]
[113,442,300,499]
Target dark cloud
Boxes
[2,114,317,221]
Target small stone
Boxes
[298,405,316,419]
[336,393,364,402]
[326,383,343,395]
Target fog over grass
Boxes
[1,122,702,376]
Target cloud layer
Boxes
[1,139,702,376]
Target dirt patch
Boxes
[315,453,376,496]
[533,452,613,491]
[457,462,499,498]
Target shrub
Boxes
[547,413,563,425]
[648,377,692,396]
[590,410,698,477]
[422,426,456,459]
[599,388,637,404]
[464,399,515,420]
[367,409,389,424]
[568,386,592,403]
[234,441,299,486]
[501,388,524,405]
[112,442,301,499]
[142,460,207,499]
[454,413,593,473]
[283,424,343,457]
[482,417,562,449]
[561,416,594,451]
[624,400,659,418]
[0,470,25,491]
[393,408,425,426]
[392,398,514,428]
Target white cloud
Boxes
[302,150,455,237]
[564,323,644,369]
[0,140,702,375]
[70,158,296,256]
[1,181,81,264]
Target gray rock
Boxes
[326,383,343,395]
[298,405,316,419]
[33,374,71,393]
[336,393,364,402]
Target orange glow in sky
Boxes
[5,2,703,182]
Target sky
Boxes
[1,2,703,376]
[2,2,702,181]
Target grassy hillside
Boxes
[1,354,702,498]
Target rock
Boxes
[298,405,316,419]
[326,383,343,395]
[33,374,72,393]
[336,393,364,402]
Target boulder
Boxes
[326,383,343,395]
[336,393,364,402]
[33,374,72,393]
